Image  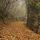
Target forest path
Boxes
[0,21,40,40]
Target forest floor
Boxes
[0,21,40,40]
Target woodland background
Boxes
[0,0,40,34]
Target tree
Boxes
[0,0,27,24]
[25,0,40,34]
[0,0,17,24]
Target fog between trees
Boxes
[0,0,40,34]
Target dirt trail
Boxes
[0,21,40,40]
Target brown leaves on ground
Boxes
[0,21,40,40]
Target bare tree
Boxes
[0,0,17,24]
